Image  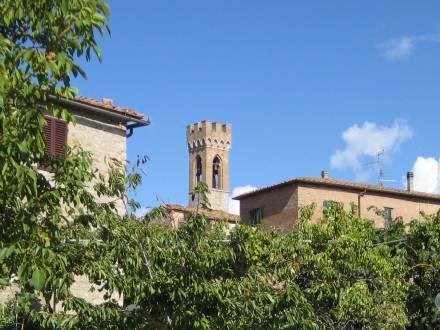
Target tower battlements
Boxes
[186,120,232,151]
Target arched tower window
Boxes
[212,156,222,189]
[195,155,203,183]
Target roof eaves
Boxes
[232,178,299,200]
[234,177,440,202]
[74,96,145,120]
[48,95,150,126]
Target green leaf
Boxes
[32,268,47,291]
[0,246,15,262]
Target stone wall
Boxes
[0,108,129,307]
[67,108,127,305]
[68,108,127,214]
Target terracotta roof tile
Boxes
[165,204,239,223]
[74,96,144,119]
[233,177,440,202]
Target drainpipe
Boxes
[126,122,147,138]
[358,189,366,218]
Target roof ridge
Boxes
[234,176,440,201]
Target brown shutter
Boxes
[40,116,68,172]
[53,119,68,156]
[43,117,53,157]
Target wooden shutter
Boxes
[53,119,67,156]
[43,117,53,157]
[41,116,68,170]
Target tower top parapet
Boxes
[186,120,232,151]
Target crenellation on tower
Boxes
[187,120,232,212]
[187,121,232,152]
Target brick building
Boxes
[234,171,440,233]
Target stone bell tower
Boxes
[186,120,232,212]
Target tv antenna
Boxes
[365,148,396,186]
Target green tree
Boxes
[0,0,135,328]
[296,202,409,328]
[405,211,440,328]
[115,202,409,329]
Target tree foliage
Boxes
[1,1,440,329]
[0,0,126,328]
[405,211,440,327]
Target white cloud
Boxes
[378,37,414,60]
[378,33,440,60]
[229,185,257,215]
[412,157,440,193]
[330,120,413,179]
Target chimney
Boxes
[407,171,414,192]
[321,170,329,179]
[102,98,113,105]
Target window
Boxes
[249,208,263,226]
[40,116,68,170]
[383,207,393,228]
[212,156,221,189]
[195,156,203,183]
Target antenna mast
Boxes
[371,148,396,186]
[376,148,385,186]
[364,148,396,186]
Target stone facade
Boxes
[187,121,232,212]
[236,176,440,233]
[68,108,127,176]
[67,107,127,214]
[69,275,122,306]
[63,103,143,305]
[0,97,147,308]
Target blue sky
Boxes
[74,1,440,213]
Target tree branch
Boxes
[138,242,153,279]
